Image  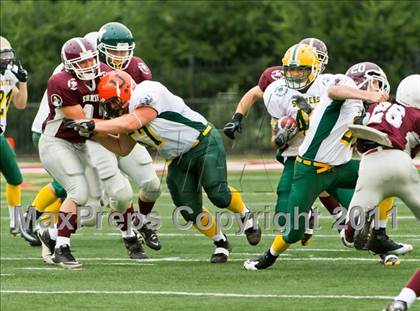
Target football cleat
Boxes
[21,207,41,246]
[380,254,401,266]
[138,222,161,251]
[383,300,407,311]
[367,229,413,255]
[242,214,262,246]
[9,226,20,236]
[123,235,148,259]
[244,250,278,271]
[38,229,56,264]
[210,235,232,263]
[353,213,373,250]
[52,245,82,269]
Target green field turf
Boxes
[1,169,419,311]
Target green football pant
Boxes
[166,129,231,222]
[0,134,23,185]
[283,159,360,244]
[32,132,67,201]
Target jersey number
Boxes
[130,126,164,148]
[0,89,14,117]
[368,102,406,128]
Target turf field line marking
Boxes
[0,290,396,300]
[99,263,156,266]
[2,257,420,262]
[0,274,14,276]
[15,267,77,271]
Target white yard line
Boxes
[0,274,15,277]
[0,289,398,300]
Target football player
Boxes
[384,269,420,311]
[66,70,262,263]
[223,38,348,243]
[37,38,144,268]
[343,74,420,255]
[243,47,391,270]
[0,36,34,241]
[91,22,162,251]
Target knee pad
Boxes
[140,177,161,202]
[66,184,89,207]
[104,174,133,213]
[206,184,231,208]
[51,180,67,201]
[79,203,102,227]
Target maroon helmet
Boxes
[299,38,328,73]
[345,62,390,94]
[61,37,99,80]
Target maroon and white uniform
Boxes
[258,66,283,92]
[349,101,420,220]
[39,62,110,208]
[87,56,161,214]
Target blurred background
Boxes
[1,0,419,156]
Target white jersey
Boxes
[263,74,332,157]
[0,69,18,134]
[31,64,63,133]
[298,74,364,165]
[128,80,209,160]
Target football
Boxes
[278,115,298,129]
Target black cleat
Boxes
[123,235,148,259]
[384,300,408,311]
[52,245,82,269]
[38,229,56,264]
[353,213,373,250]
[22,207,41,246]
[367,229,413,255]
[210,235,232,263]
[138,223,162,251]
[243,249,278,270]
[242,215,262,246]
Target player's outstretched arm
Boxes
[328,85,389,103]
[93,133,136,157]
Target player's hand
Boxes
[223,112,243,140]
[274,122,298,148]
[64,119,95,137]
[365,90,389,104]
[292,95,312,114]
[11,60,28,83]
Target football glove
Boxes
[274,122,298,148]
[64,119,95,137]
[11,60,28,83]
[223,112,243,140]
[292,95,312,114]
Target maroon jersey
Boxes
[124,56,152,84]
[366,101,420,154]
[43,62,111,143]
[258,66,283,92]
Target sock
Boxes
[319,195,341,216]
[378,197,394,228]
[270,235,290,256]
[138,198,155,216]
[32,184,58,212]
[406,270,420,297]
[193,208,221,240]
[57,212,77,245]
[56,236,70,248]
[8,207,19,228]
[6,184,21,206]
[39,199,62,225]
[48,227,57,240]
[121,228,136,238]
[226,186,249,217]
[117,207,134,232]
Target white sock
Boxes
[378,219,388,228]
[48,227,57,240]
[121,228,135,238]
[56,236,70,248]
[8,207,17,227]
[270,246,280,257]
[240,206,250,218]
[395,288,417,308]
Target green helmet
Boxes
[97,22,135,70]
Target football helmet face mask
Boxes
[61,37,100,81]
[97,22,135,70]
[396,74,420,109]
[0,36,16,74]
[345,62,390,94]
[299,38,328,73]
[98,70,136,118]
[282,44,320,90]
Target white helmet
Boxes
[84,32,99,50]
[396,74,420,109]
[0,36,15,73]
